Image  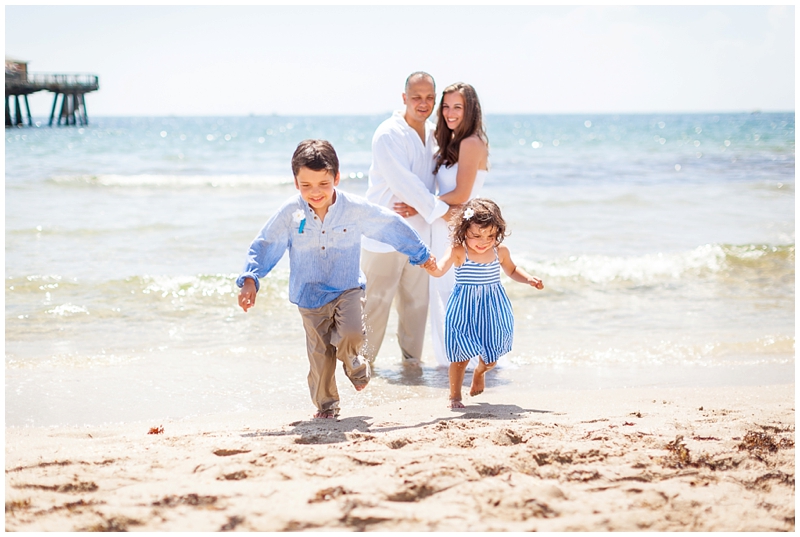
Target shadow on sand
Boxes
[241,402,552,444]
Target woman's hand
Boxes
[393,202,418,218]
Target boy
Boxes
[237,139,435,419]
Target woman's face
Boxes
[440,91,465,132]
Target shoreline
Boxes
[5,383,794,531]
[5,358,793,429]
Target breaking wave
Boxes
[519,243,794,286]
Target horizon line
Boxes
[25,110,795,119]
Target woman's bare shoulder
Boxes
[459,134,488,151]
[459,135,488,166]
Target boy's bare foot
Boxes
[313,409,339,419]
[448,399,465,409]
[349,356,370,392]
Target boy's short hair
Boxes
[291,139,339,178]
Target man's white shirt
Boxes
[362,110,449,253]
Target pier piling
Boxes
[6,58,98,127]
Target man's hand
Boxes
[238,278,257,312]
[393,201,418,218]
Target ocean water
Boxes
[5,112,795,427]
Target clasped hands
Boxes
[394,202,462,222]
[421,255,437,272]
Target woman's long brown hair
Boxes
[433,82,488,175]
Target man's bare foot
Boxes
[313,409,339,419]
[401,349,421,366]
[402,357,422,367]
[448,399,465,409]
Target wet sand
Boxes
[5,383,794,531]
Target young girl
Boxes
[424,198,544,408]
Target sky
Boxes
[4,5,795,116]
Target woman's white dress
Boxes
[430,163,485,367]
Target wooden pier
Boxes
[5,58,99,127]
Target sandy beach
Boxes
[4,382,794,531]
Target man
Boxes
[361,72,451,364]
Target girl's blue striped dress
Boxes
[445,248,514,364]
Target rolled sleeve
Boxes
[236,272,261,292]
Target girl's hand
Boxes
[529,277,544,290]
[421,255,437,271]
[393,202,418,218]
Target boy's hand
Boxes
[238,278,257,312]
[421,255,437,271]
[529,277,544,290]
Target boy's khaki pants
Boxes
[361,249,429,363]
[298,288,370,412]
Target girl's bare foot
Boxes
[469,360,495,397]
[448,361,469,408]
[313,409,339,419]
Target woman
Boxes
[396,82,488,367]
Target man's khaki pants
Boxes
[298,288,370,412]
[361,249,429,363]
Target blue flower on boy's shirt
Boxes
[292,209,306,233]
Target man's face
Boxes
[294,167,339,212]
[402,77,436,125]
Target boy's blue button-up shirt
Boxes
[236,189,431,310]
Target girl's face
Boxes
[465,223,497,254]
[441,91,465,132]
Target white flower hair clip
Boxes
[292,209,306,233]
[463,207,475,221]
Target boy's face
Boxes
[294,167,340,212]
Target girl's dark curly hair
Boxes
[450,198,508,246]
